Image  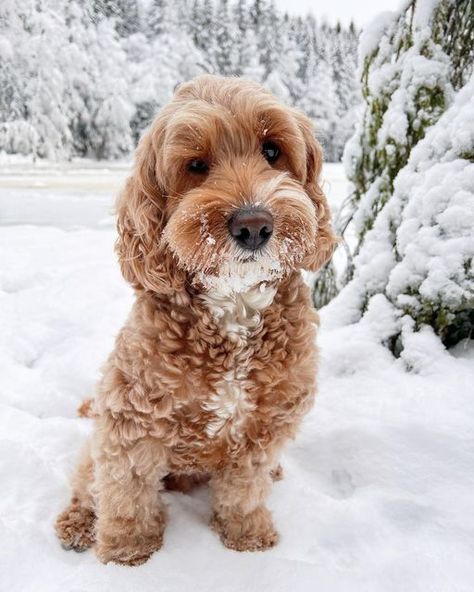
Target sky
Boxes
[275,0,403,26]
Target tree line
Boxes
[0,0,360,161]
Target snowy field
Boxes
[1,160,473,592]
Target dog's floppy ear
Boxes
[116,124,185,294]
[294,111,338,271]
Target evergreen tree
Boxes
[189,0,215,70]
[300,48,338,160]
[271,17,302,102]
[214,0,236,75]
[90,0,120,22]
[148,0,167,37]
[20,0,72,158]
[316,0,474,350]
[330,28,360,160]
[232,0,254,75]
[114,0,140,37]
[249,0,264,28]
[87,17,134,158]
[256,0,280,78]
[0,3,25,124]
[238,27,264,80]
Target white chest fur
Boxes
[200,283,276,440]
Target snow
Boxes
[358,0,444,63]
[412,0,442,28]
[385,76,474,308]
[358,10,398,62]
[1,161,474,591]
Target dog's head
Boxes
[117,75,336,295]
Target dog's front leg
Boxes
[210,457,279,551]
[94,431,167,566]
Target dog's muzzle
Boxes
[228,208,273,251]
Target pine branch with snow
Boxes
[316,0,474,352]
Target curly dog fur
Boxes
[55,75,336,565]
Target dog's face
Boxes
[117,75,336,295]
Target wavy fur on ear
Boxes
[115,122,185,294]
[294,111,338,272]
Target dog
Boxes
[55,75,336,565]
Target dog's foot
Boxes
[96,534,163,566]
[211,506,279,552]
[95,515,165,566]
[55,501,96,552]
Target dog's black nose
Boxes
[229,208,273,250]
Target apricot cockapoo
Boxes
[55,75,336,565]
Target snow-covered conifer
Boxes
[318,0,474,350]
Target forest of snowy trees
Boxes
[0,0,360,162]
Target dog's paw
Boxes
[211,506,279,552]
[95,516,165,566]
[96,535,163,566]
[55,502,96,552]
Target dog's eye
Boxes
[262,141,280,164]
[188,159,209,174]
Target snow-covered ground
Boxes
[1,160,473,592]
